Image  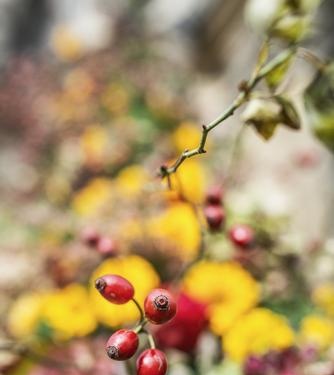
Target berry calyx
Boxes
[204,204,225,231]
[144,288,177,324]
[205,185,223,205]
[96,236,117,256]
[95,274,134,304]
[229,224,255,249]
[136,349,167,375]
[106,329,139,360]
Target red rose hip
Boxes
[229,224,255,249]
[95,274,134,304]
[106,329,139,360]
[144,288,177,324]
[204,204,225,231]
[205,185,223,205]
[136,349,167,375]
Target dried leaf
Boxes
[276,95,301,129]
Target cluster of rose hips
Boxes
[81,227,117,257]
[204,186,255,250]
[94,274,177,375]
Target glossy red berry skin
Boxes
[205,186,223,205]
[229,224,255,249]
[136,349,167,375]
[204,204,225,231]
[144,288,177,324]
[95,274,134,304]
[105,329,139,361]
[96,236,117,256]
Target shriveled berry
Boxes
[81,227,100,247]
[204,204,225,231]
[96,236,117,256]
[144,288,177,324]
[229,224,255,249]
[106,329,139,361]
[95,274,134,304]
[205,185,223,205]
[136,349,167,375]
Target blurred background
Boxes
[1,1,334,375]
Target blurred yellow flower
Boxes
[149,203,201,261]
[312,283,334,316]
[299,314,334,350]
[183,261,260,334]
[7,293,45,339]
[80,125,108,166]
[115,165,150,198]
[42,284,97,340]
[169,160,206,204]
[51,26,83,62]
[102,83,130,116]
[172,121,202,152]
[72,178,112,216]
[224,308,295,361]
[90,256,160,327]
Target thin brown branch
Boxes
[159,46,296,178]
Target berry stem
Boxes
[132,297,145,322]
[134,318,149,334]
[146,332,156,349]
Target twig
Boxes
[159,47,296,178]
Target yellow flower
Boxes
[169,160,207,204]
[72,178,112,216]
[90,256,160,327]
[80,125,108,166]
[172,121,202,152]
[299,314,334,350]
[41,284,97,340]
[115,165,150,198]
[312,283,334,316]
[224,308,295,362]
[149,203,201,261]
[51,26,83,62]
[7,293,45,339]
[102,83,130,116]
[183,261,260,334]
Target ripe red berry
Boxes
[105,329,139,361]
[95,274,134,304]
[136,349,167,375]
[96,236,117,256]
[204,204,225,231]
[144,288,177,324]
[229,224,255,249]
[81,227,100,247]
[205,185,223,205]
